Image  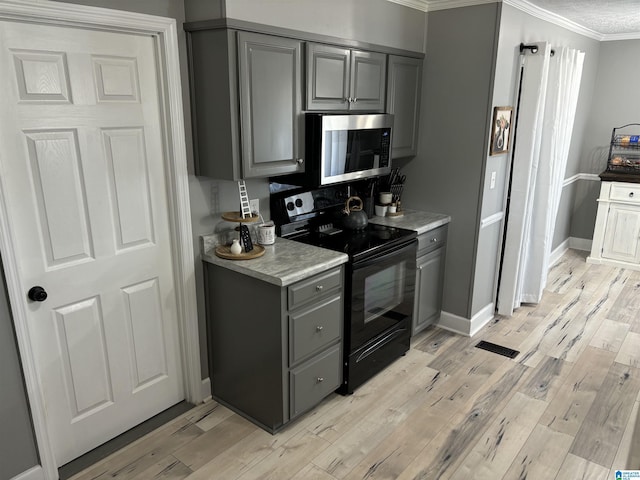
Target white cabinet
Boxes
[588,181,640,269]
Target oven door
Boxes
[348,240,416,352]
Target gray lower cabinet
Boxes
[188,29,304,180]
[386,55,423,159]
[306,42,386,112]
[413,225,447,335]
[204,264,343,432]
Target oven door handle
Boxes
[355,327,409,364]
[353,239,416,269]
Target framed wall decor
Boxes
[490,106,513,155]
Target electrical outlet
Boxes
[249,198,259,215]
[490,171,497,189]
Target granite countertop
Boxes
[368,209,451,234]
[201,235,348,287]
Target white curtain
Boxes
[498,44,585,315]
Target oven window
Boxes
[363,262,405,324]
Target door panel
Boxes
[25,129,94,267]
[0,21,183,466]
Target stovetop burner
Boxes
[289,223,416,263]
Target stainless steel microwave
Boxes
[279,113,393,187]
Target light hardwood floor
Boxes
[70,249,640,480]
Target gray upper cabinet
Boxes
[187,29,304,180]
[386,55,423,159]
[238,32,305,178]
[306,43,386,112]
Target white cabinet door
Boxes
[602,204,640,263]
[0,21,184,466]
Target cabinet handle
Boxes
[353,97,357,103]
[316,377,324,383]
[316,285,323,292]
[296,158,304,165]
[430,237,438,243]
[316,325,324,332]
[630,192,635,198]
[344,97,350,103]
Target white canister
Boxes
[379,192,393,205]
[374,204,388,217]
[257,222,276,245]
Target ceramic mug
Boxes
[374,204,388,217]
[257,222,276,245]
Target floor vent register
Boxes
[474,340,520,359]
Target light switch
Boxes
[490,171,497,189]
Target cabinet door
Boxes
[350,50,386,112]
[238,32,304,178]
[413,247,445,335]
[602,204,640,263]
[387,55,422,158]
[306,43,350,111]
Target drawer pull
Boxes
[316,377,324,383]
[630,192,635,198]
[431,237,438,243]
[316,325,324,332]
[316,285,323,292]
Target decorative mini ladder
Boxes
[238,180,252,219]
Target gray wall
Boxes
[467,3,601,316]
[186,0,426,53]
[571,39,640,240]
[0,255,39,478]
[400,3,501,320]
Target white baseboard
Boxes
[201,377,212,402]
[550,237,592,267]
[436,302,494,337]
[11,466,44,480]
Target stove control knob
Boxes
[295,198,303,208]
[286,201,295,211]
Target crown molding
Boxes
[503,0,603,41]
[425,0,499,11]
[386,0,428,12]
[388,0,640,40]
[386,0,496,13]
[601,31,640,42]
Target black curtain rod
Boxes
[519,42,555,57]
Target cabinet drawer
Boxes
[610,183,640,204]
[417,225,448,256]
[288,267,342,310]
[290,294,342,365]
[290,344,341,418]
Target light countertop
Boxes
[201,235,348,287]
[201,209,449,286]
[368,209,450,234]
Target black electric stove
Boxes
[272,185,417,394]
[289,223,415,262]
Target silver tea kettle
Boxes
[341,196,368,230]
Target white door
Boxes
[0,20,184,466]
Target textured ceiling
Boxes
[525,0,640,35]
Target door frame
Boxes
[0,2,201,478]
